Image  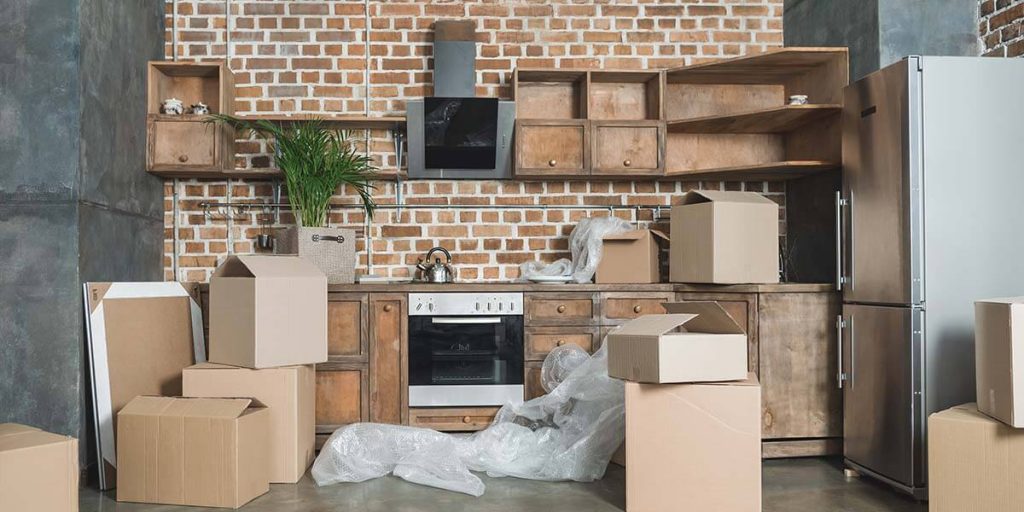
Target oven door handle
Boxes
[431,317,503,325]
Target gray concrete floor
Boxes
[80,458,928,511]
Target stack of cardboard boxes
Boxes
[606,302,762,512]
[115,255,327,509]
[929,297,1024,512]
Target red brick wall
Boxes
[163,0,785,282]
[980,0,1024,56]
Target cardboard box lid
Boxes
[977,296,1024,305]
[212,255,325,280]
[934,403,997,425]
[612,301,745,336]
[679,190,778,206]
[186,362,305,372]
[120,396,264,419]
[0,424,73,453]
[602,229,669,243]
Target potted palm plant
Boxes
[208,115,377,283]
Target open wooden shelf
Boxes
[663,160,839,181]
[665,48,849,84]
[237,114,405,130]
[667,104,841,134]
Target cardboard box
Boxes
[210,255,327,368]
[626,375,761,512]
[595,229,669,284]
[116,396,270,509]
[669,190,779,284]
[929,403,1024,512]
[0,424,78,512]
[607,301,748,383]
[975,297,1024,427]
[183,363,315,483]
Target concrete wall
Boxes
[784,0,978,81]
[0,0,165,467]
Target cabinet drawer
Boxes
[592,121,663,175]
[525,326,599,360]
[525,362,545,400]
[601,292,676,324]
[149,120,217,169]
[515,121,588,177]
[408,407,499,432]
[525,293,597,326]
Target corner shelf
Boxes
[666,104,841,134]
[663,160,839,181]
[236,114,405,130]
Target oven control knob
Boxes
[428,303,434,312]
[487,303,492,312]
[475,302,481,312]
[509,302,515,312]
[499,302,504,311]
[416,303,423,311]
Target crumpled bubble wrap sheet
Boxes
[311,343,624,496]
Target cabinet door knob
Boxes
[548,159,557,167]
[178,154,189,163]
[383,304,393,312]
[556,339,566,347]
[623,159,631,167]
[633,305,642,314]
[556,305,566,314]
[462,416,472,423]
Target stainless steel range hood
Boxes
[407,20,514,180]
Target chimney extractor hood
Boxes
[407,20,515,180]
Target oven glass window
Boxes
[408,316,524,386]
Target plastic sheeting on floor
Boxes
[311,343,625,496]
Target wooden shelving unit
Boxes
[666,104,841,134]
[662,47,848,180]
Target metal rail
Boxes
[198,201,669,219]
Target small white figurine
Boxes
[161,98,184,115]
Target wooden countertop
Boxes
[324,282,834,293]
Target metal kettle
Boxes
[417,247,455,284]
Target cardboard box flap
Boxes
[613,313,701,337]
[120,396,263,419]
[941,403,1003,425]
[680,190,777,206]
[119,396,177,416]
[212,256,255,278]
[661,302,746,334]
[237,255,324,279]
[603,229,647,242]
[0,423,71,452]
[188,362,243,371]
[649,229,669,242]
[977,296,1024,305]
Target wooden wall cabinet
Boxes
[514,120,588,177]
[146,61,235,177]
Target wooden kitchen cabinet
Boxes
[327,293,368,358]
[525,362,545,401]
[676,285,841,458]
[524,292,598,326]
[590,121,664,176]
[514,120,588,177]
[368,294,407,425]
[408,407,499,432]
[525,326,599,360]
[600,291,676,324]
[315,364,368,433]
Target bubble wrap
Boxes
[519,216,632,283]
[311,342,625,496]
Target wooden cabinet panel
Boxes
[149,119,217,169]
[515,120,588,177]
[601,292,676,324]
[525,326,598,360]
[408,407,499,432]
[591,121,664,176]
[758,292,842,440]
[328,294,367,358]
[369,294,407,425]
[525,293,598,326]
[315,367,366,430]
[525,362,545,401]
[675,292,758,373]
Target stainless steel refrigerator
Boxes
[838,56,1024,499]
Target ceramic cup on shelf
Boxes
[190,102,210,115]
[161,98,184,115]
[788,94,809,105]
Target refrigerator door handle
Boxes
[848,315,855,389]
[836,315,847,389]
[835,191,848,290]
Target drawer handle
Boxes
[556,339,566,347]
[548,159,557,167]
[178,154,189,163]
[556,305,566,314]
[462,416,472,423]
[633,305,642,314]
[383,304,393,312]
[623,159,631,167]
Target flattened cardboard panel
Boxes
[84,282,206,490]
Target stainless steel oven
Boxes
[408,292,524,407]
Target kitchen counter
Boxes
[326,282,834,293]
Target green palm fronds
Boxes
[207,114,377,227]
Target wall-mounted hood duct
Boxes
[433,20,477,97]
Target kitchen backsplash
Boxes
[162,0,786,282]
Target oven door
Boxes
[408,315,524,407]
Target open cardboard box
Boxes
[595,229,669,284]
[975,297,1024,426]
